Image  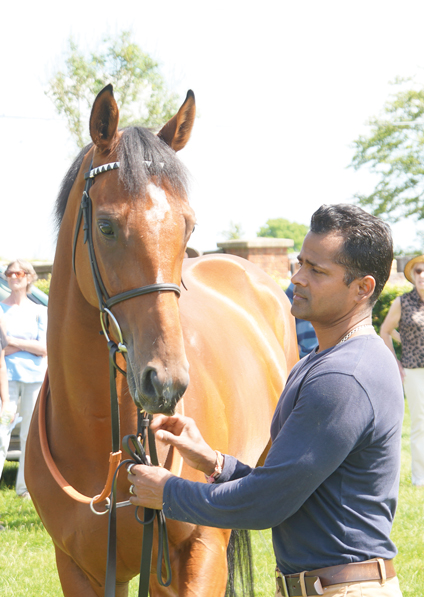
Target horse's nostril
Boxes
[138,364,189,412]
[141,368,156,398]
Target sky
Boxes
[2,0,424,261]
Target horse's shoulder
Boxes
[183,253,283,289]
[182,254,292,318]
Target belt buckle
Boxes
[275,569,289,597]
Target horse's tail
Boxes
[226,529,255,597]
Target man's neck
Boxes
[313,316,374,353]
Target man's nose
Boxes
[291,268,305,286]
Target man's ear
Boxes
[355,275,376,303]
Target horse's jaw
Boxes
[126,355,190,415]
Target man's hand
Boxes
[127,464,173,509]
[151,414,218,476]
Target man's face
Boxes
[291,231,359,326]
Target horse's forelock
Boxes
[54,128,189,231]
[118,127,189,197]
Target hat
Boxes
[404,255,424,284]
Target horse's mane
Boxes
[54,127,189,230]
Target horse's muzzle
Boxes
[127,362,189,415]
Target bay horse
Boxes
[26,85,298,596]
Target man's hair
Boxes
[310,204,393,304]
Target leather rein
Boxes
[41,157,178,596]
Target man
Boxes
[128,204,404,597]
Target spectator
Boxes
[0,260,47,498]
[380,254,424,486]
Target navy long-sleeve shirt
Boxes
[163,335,404,574]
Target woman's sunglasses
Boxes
[5,271,27,278]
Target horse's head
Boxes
[71,85,196,414]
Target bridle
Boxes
[72,156,178,596]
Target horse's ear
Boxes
[158,90,196,152]
[89,84,120,153]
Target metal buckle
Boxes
[275,569,289,597]
[100,308,128,354]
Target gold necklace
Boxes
[336,324,374,345]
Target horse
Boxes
[26,84,298,597]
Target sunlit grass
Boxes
[0,405,421,596]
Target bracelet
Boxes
[205,450,224,484]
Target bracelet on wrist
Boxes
[205,450,224,484]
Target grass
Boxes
[390,404,424,594]
[0,405,421,596]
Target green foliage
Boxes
[46,31,179,148]
[221,221,245,240]
[34,275,51,296]
[350,76,424,220]
[257,218,308,252]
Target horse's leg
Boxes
[177,527,230,596]
[147,527,229,597]
[55,547,129,597]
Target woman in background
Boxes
[0,260,47,498]
[380,254,424,487]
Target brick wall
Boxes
[216,238,294,278]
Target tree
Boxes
[220,221,245,240]
[257,218,308,252]
[46,31,179,148]
[350,76,424,221]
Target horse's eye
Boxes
[98,221,114,237]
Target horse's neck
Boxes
[48,223,111,419]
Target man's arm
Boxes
[129,373,373,528]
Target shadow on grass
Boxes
[1,460,18,489]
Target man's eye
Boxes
[98,221,114,236]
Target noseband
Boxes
[72,157,181,353]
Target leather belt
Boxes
[276,559,396,596]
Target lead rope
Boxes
[104,423,172,596]
[134,412,172,595]
[104,341,171,597]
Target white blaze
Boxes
[146,183,170,223]
[145,183,171,283]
